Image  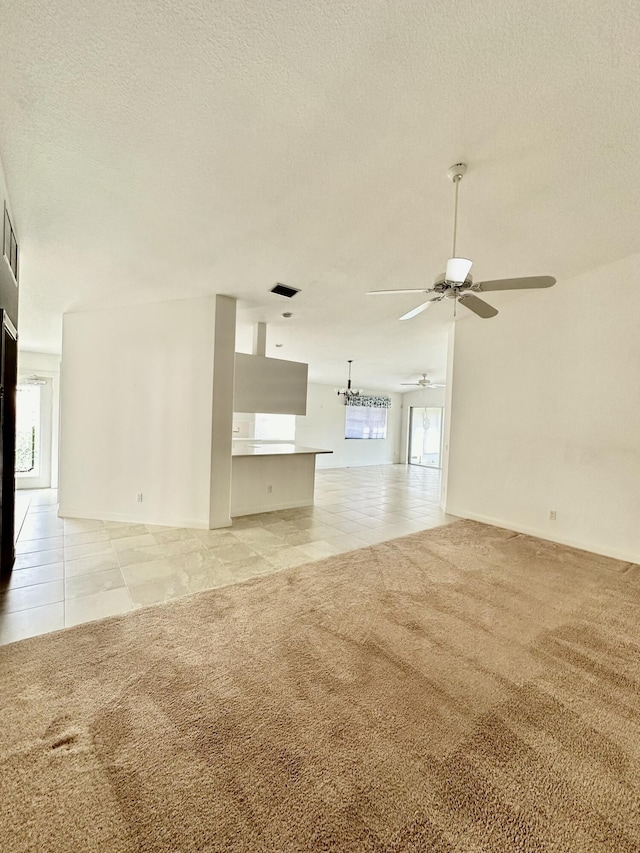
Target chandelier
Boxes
[335,360,363,400]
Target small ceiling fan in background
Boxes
[368,163,556,319]
[401,374,445,388]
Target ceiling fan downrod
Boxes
[447,163,466,258]
[445,164,473,285]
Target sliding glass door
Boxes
[408,407,444,469]
[15,377,53,489]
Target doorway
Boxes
[408,406,444,469]
[15,376,53,489]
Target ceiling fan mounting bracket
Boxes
[447,163,467,183]
[432,275,473,294]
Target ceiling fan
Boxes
[367,163,556,320]
[401,374,445,388]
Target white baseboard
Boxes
[446,507,639,565]
[58,508,211,530]
[231,498,312,517]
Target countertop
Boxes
[232,442,333,458]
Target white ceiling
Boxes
[0,0,638,390]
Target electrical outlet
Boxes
[267,484,273,494]
[137,492,143,502]
[548,509,556,521]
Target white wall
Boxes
[295,383,401,469]
[232,412,255,438]
[445,253,640,562]
[17,351,61,488]
[59,296,220,528]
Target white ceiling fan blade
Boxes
[400,382,420,386]
[474,276,556,292]
[399,300,436,321]
[367,288,432,295]
[445,257,473,283]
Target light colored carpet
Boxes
[1,519,639,852]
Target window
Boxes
[254,413,296,440]
[345,406,388,440]
[409,406,444,468]
[15,384,42,476]
[3,207,10,260]
[3,203,18,283]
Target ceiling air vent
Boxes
[270,283,299,298]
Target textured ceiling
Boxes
[0,0,638,389]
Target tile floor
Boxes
[1,464,453,646]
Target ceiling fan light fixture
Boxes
[445,257,473,283]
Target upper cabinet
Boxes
[234,353,308,415]
[3,204,18,284]
[0,158,19,329]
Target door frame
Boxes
[15,374,54,490]
[408,405,445,470]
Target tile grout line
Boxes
[6,468,446,642]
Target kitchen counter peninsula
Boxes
[231,442,332,516]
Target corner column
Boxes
[209,295,237,529]
[440,322,455,513]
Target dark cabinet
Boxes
[0,201,18,575]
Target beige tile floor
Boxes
[1,464,453,646]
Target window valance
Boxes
[345,395,391,409]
